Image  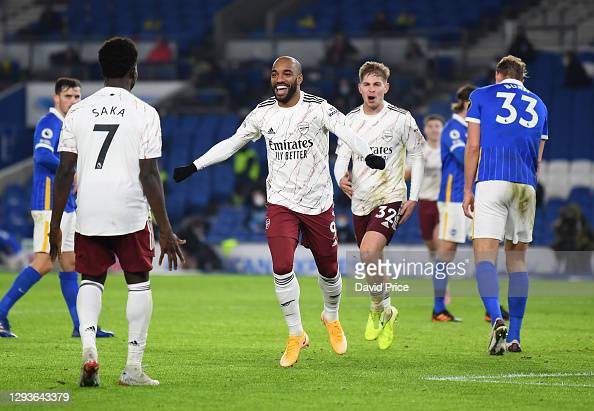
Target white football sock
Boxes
[126,281,153,367]
[381,291,392,312]
[77,280,103,362]
[318,272,342,322]
[273,272,303,336]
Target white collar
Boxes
[49,107,65,122]
[361,102,387,117]
[500,78,525,89]
[276,91,303,109]
[452,113,467,127]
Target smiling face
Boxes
[358,72,389,112]
[270,57,303,106]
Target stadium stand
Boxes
[1,0,593,248]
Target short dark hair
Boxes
[424,114,445,126]
[98,37,138,79]
[496,55,528,81]
[54,77,81,95]
[451,84,477,113]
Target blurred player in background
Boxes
[464,55,548,354]
[173,56,386,367]
[335,61,425,350]
[49,37,185,386]
[0,78,113,339]
[406,114,444,260]
[0,230,27,272]
[431,85,476,322]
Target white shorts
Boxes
[437,201,472,244]
[31,210,76,253]
[473,181,536,244]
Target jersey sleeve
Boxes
[466,89,482,124]
[445,126,466,153]
[235,108,263,142]
[322,101,371,158]
[541,106,549,140]
[400,113,425,201]
[58,108,78,154]
[34,117,60,153]
[193,107,262,170]
[140,107,162,159]
[401,112,426,154]
[335,138,353,159]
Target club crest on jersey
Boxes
[297,122,309,135]
[382,129,393,141]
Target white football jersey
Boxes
[225,91,369,215]
[419,143,441,201]
[336,102,425,216]
[58,86,161,236]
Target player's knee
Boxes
[315,255,338,278]
[124,271,149,284]
[31,254,53,275]
[359,244,381,264]
[59,253,76,272]
[436,241,457,262]
[272,260,293,276]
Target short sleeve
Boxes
[58,108,78,154]
[541,109,548,140]
[34,117,59,153]
[140,107,162,159]
[446,127,466,152]
[466,89,482,124]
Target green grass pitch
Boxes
[1,273,593,410]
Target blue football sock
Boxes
[475,261,502,326]
[59,271,80,329]
[0,267,42,318]
[508,271,528,342]
[432,260,448,313]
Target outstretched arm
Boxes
[173,134,249,182]
[323,103,385,170]
[174,110,261,182]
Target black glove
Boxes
[365,154,385,170]
[173,163,198,182]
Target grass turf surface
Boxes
[0,273,593,410]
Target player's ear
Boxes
[357,82,363,95]
[384,82,390,93]
[53,94,59,107]
[129,65,138,90]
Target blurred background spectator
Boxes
[0,0,593,258]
